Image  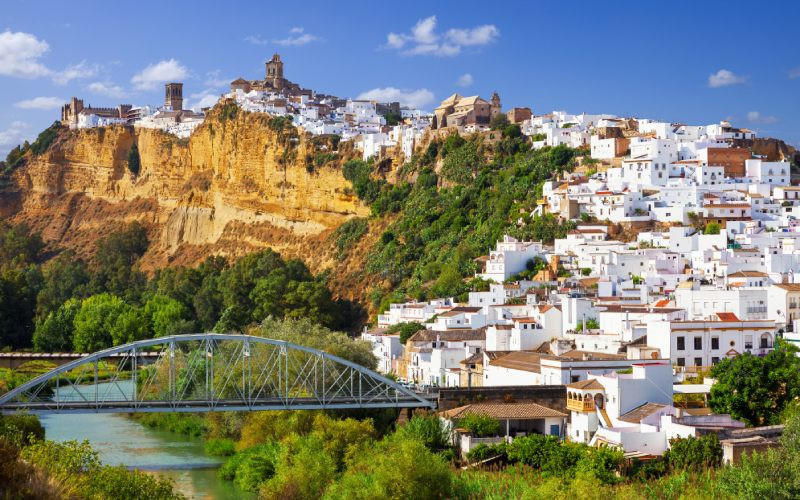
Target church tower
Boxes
[165,82,183,111]
[265,53,285,91]
[490,91,502,121]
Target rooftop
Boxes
[440,402,567,420]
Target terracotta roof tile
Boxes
[440,402,567,420]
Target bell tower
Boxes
[265,53,284,91]
[165,82,183,111]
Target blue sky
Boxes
[1,0,798,157]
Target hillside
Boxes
[0,102,380,303]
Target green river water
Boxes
[40,381,253,499]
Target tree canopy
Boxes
[709,341,800,425]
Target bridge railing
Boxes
[0,334,435,414]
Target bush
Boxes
[576,446,623,485]
[28,122,62,156]
[394,415,450,451]
[0,414,45,446]
[384,321,424,344]
[506,434,589,476]
[333,218,368,254]
[665,435,722,471]
[326,434,453,499]
[204,438,236,456]
[441,142,482,184]
[127,143,141,176]
[466,442,508,463]
[459,414,501,437]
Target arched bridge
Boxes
[0,334,435,414]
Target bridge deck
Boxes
[0,396,433,414]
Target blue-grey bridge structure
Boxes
[0,334,435,415]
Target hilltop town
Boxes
[4,50,800,488]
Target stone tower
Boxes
[165,83,183,111]
[265,53,284,91]
[490,91,502,121]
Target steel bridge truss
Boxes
[0,334,434,414]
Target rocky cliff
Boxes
[0,104,372,299]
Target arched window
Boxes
[593,393,605,410]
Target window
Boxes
[694,337,702,350]
[677,357,685,366]
[712,337,719,350]
[712,357,720,365]
[694,357,702,366]
[677,336,685,350]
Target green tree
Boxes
[385,322,424,344]
[665,435,722,471]
[35,251,90,321]
[394,415,450,451]
[441,142,482,184]
[260,434,337,499]
[0,223,44,268]
[89,222,149,301]
[109,305,150,345]
[33,298,80,352]
[326,434,453,499]
[459,414,501,437]
[709,342,800,425]
[144,294,193,337]
[704,222,721,235]
[72,294,129,352]
[127,143,141,176]
[0,265,43,349]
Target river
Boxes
[40,381,252,499]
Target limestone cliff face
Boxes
[3,105,370,282]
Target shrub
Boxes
[127,143,141,176]
[333,218,368,254]
[665,435,722,471]
[205,438,236,456]
[0,414,45,446]
[218,101,238,122]
[466,442,508,463]
[506,434,588,476]
[219,442,280,491]
[394,415,450,451]
[459,413,501,437]
[29,122,62,156]
[384,321,424,344]
[326,434,453,499]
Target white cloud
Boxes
[445,25,499,46]
[456,73,474,87]
[245,28,320,47]
[357,87,434,109]
[385,16,499,57]
[746,111,778,124]
[187,89,221,110]
[411,16,439,44]
[0,121,32,156]
[87,81,127,98]
[52,60,98,85]
[204,70,232,88]
[131,59,189,90]
[14,96,63,110]
[789,67,800,79]
[244,35,269,46]
[708,69,748,88]
[0,30,51,78]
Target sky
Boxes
[1,0,799,157]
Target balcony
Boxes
[566,399,595,412]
